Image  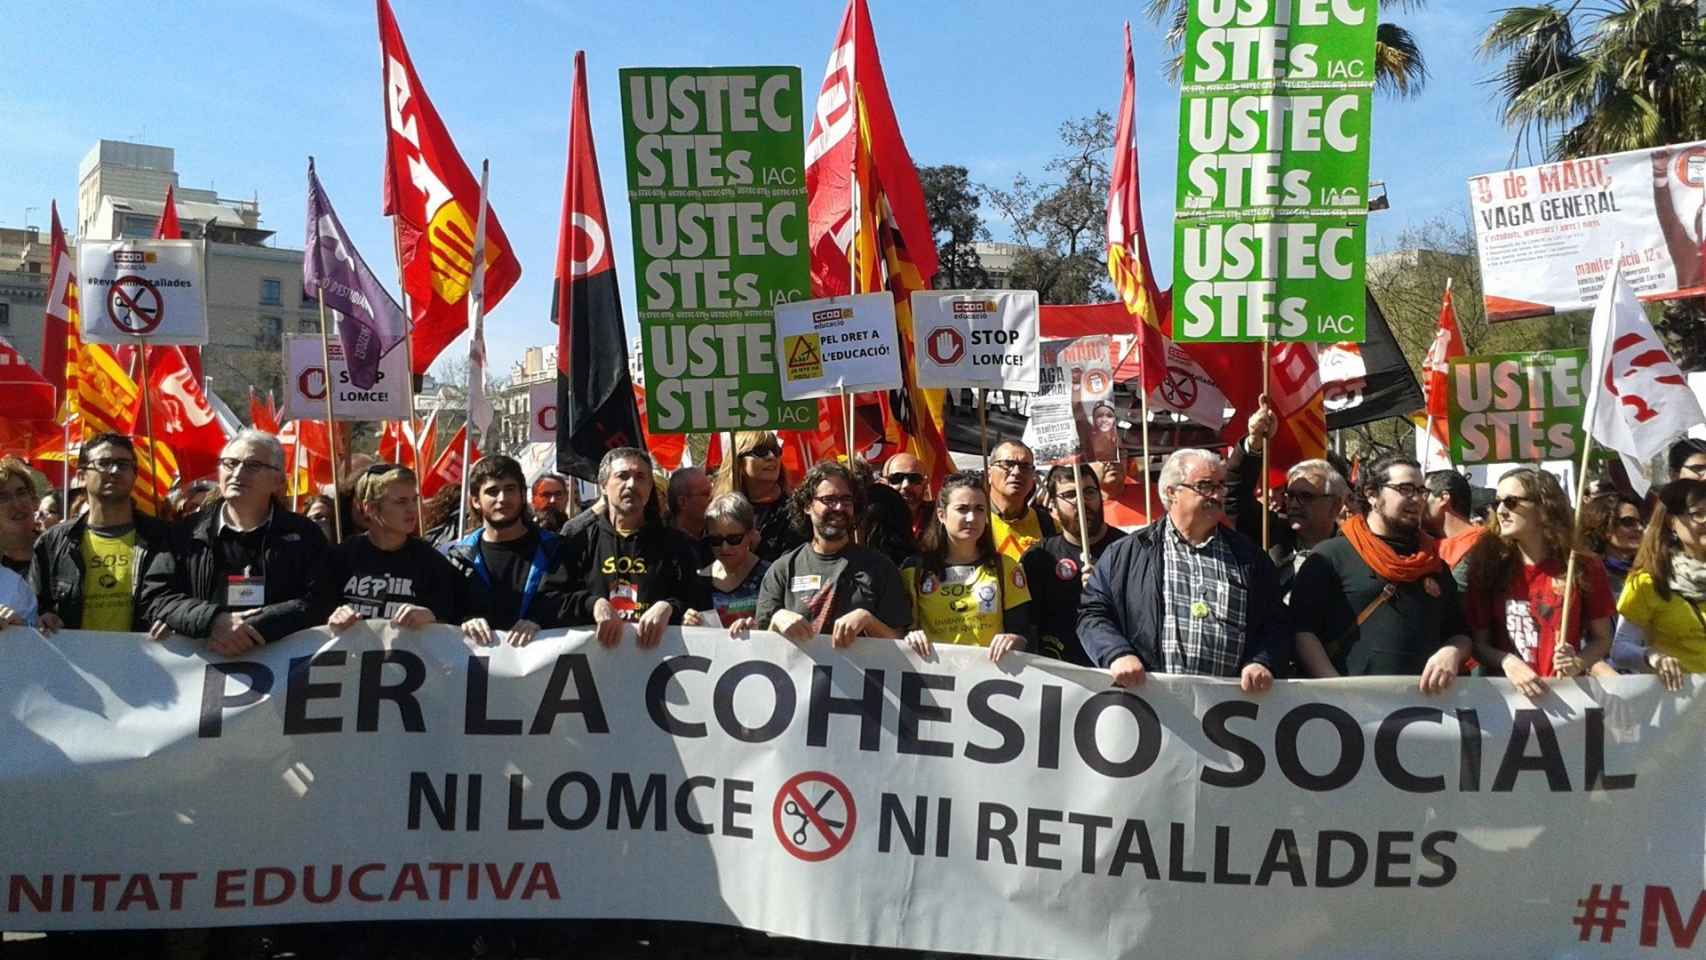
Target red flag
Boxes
[631,385,684,471]
[142,346,228,480]
[413,410,439,470]
[148,187,205,384]
[377,0,522,374]
[378,420,405,466]
[1180,325,1326,488]
[1106,23,1167,395]
[155,185,182,240]
[248,387,281,433]
[0,337,57,422]
[419,422,480,499]
[1421,283,1465,456]
[43,203,73,411]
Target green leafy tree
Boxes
[1146,0,1430,99]
[918,164,989,289]
[979,113,1116,304]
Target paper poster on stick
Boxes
[528,380,557,443]
[1024,336,1117,464]
[1468,141,1706,320]
[619,66,817,433]
[911,290,1040,391]
[1444,349,1588,464]
[282,334,412,422]
[76,239,208,345]
[774,293,902,400]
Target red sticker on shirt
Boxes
[1055,558,1079,581]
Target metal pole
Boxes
[316,291,344,544]
[137,341,158,514]
[391,228,427,538]
[1139,378,1153,521]
[1260,336,1271,551]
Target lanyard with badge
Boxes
[227,566,265,609]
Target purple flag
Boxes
[304,159,406,390]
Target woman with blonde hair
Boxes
[713,431,801,562]
[1465,468,1616,698]
[1615,478,1706,690]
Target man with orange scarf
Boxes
[1290,453,1470,692]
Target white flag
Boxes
[466,163,494,437]
[1585,253,1706,494]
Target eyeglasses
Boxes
[703,532,748,548]
[81,458,136,475]
[1175,480,1230,498]
[1382,483,1427,500]
[1681,462,1706,478]
[885,471,925,486]
[740,446,781,460]
[1495,495,1535,512]
[991,459,1035,475]
[1283,488,1330,505]
[1615,516,1644,529]
[1053,486,1102,503]
[813,494,856,509]
[1687,509,1706,525]
[218,458,280,475]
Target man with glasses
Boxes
[987,440,1056,562]
[1424,469,1485,589]
[31,435,173,634]
[324,465,465,634]
[142,430,331,654]
[748,461,910,646]
[667,466,714,564]
[1290,453,1469,691]
[531,472,572,515]
[1022,464,1126,666]
[1079,448,1290,691]
[880,452,932,539]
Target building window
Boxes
[299,318,319,334]
[261,278,282,306]
[0,303,9,328]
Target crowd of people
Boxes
[0,408,1700,700]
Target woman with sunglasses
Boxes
[1465,469,1616,698]
[901,472,1035,662]
[713,431,803,563]
[682,493,771,628]
[1579,489,1644,605]
[1614,478,1706,691]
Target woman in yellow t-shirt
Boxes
[1616,478,1706,690]
[901,472,1035,661]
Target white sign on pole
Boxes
[281,334,411,421]
[75,239,208,345]
[528,380,557,443]
[1024,337,1117,464]
[1468,140,1706,320]
[912,290,1040,391]
[774,293,903,400]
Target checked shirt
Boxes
[1160,519,1248,677]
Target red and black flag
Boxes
[554,51,642,479]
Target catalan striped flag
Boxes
[1105,22,1166,395]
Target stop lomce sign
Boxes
[926,327,965,365]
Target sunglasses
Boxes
[740,446,781,460]
[885,471,925,486]
[1495,495,1535,512]
[703,532,748,548]
[1615,516,1643,529]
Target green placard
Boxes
[1445,349,1589,465]
[619,66,817,433]
[1172,0,1378,342]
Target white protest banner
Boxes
[774,293,902,400]
[912,290,1040,391]
[1024,337,1117,464]
[75,239,208,345]
[281,333,411,422]
[1469,141,1706,320]
[528,380,557,443]
[4,624,1703,959]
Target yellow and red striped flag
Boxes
[1106,22,1166,395]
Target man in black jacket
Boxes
[558,447,709,649]
[446,455,581,646]
[140,430,330,655]
[34,433,172,633]
[1078,447,1290,692]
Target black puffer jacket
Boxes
[139,504,332,642]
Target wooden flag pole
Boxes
[387,213,428,537]
[1260,336,1271,551]
[61,418,72,508]
[136,339,158,514]
[1558,259,1618,670]
[291,436,302,513]
[457,160,493,540]
[1139,375,1153,521]
[315,291,344,544]
[1075,463,1093,566]
[978,388,990,473]
[842,386,856,463]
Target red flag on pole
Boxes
[141,345,228,480]
[43,203,73,411]
[376,0,522,375]
[1106,23,1167,395]
[155,185,182,240]
[249,387,281,433]
[1421,282,1465,458]
[419,422,480,499]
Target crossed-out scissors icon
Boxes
[783,788,845,845]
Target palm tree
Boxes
[1480,0,1706,164]
[1146,0,1430,99]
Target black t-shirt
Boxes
[215,523,268,579]
[1021,528,1128,667]
[328,535,465,624]
[1290,535,1469,676]
[1,554,30,579]
[478,528,540,629]
[752,495,804,563]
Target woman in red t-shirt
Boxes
[1466,468,1616,698]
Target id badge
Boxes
[226,575,265,608]
[611,579,639,621]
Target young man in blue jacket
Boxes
[447,455,580,646]
[1077,447,1291,693]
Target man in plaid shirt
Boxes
[1078,448,1291,691]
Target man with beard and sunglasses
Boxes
[1289,453,1470,692]
[558,448,709,650]
[1022,464,1126,666]
[1078,448,1289,692]
[448,455,581,648]
[743,461,911,647]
